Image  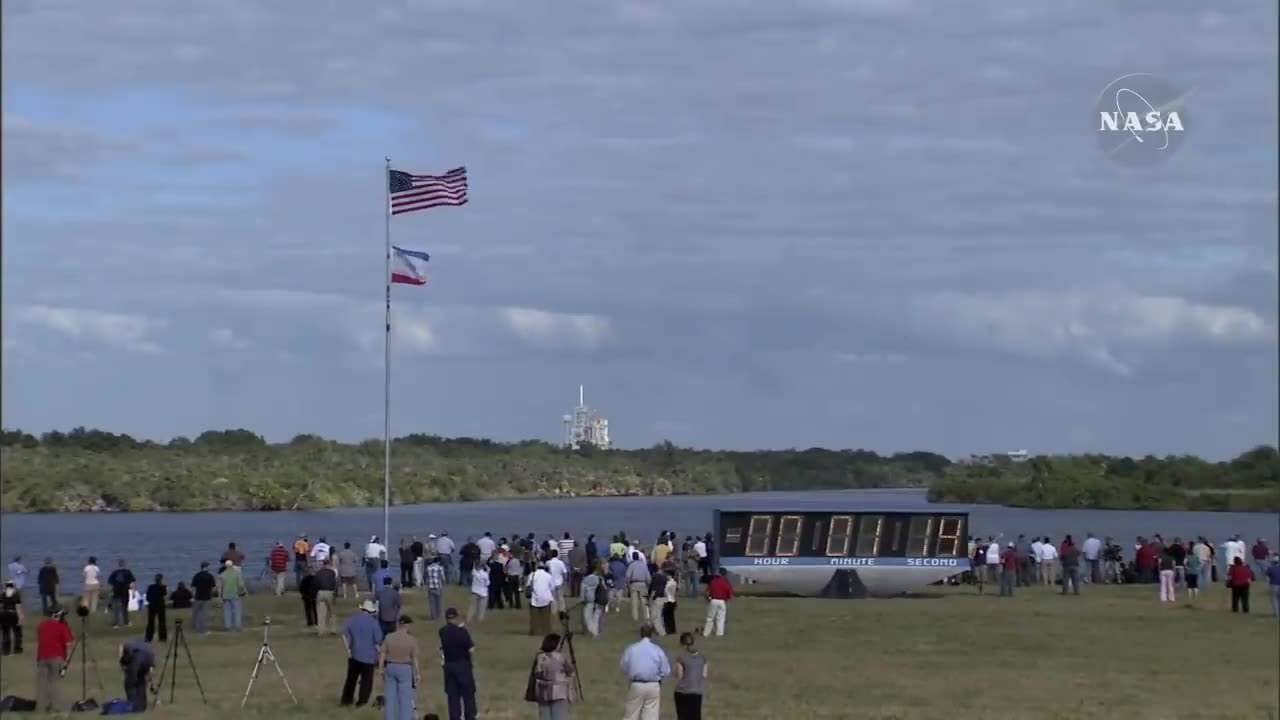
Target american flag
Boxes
[388,166,468,215]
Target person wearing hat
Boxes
[34,606,73,712]
[340,599,384,707]
[439,608,477,720]
[0,580,24,655]
[379,615,420,720]
[365,536,388,592]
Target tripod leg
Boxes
[240,646,267,709]
[152,636,174,705]
[178,629,209,704]
[263,647,299,704]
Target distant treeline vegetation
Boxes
[0,427,1275,513]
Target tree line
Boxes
[0,427,1275,513]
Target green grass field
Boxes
[0,581,1276,719]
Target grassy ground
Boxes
[0,581,1276,719]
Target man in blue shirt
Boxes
[340,600,384,707]
[619,622,670,720]
[1265,554,1280,620]
[372,560,395,592]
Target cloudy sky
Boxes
[2,1,1276,459]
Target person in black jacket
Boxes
[298,567,318,627]
[107,560,136,629]
[144,574,168,642]
[36,558,60,615]
[190,563,217,634]
[169,582,193,609]
[399,541,415,588]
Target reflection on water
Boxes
[1,489,1274,593]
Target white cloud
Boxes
[501,307,612,351]
[208,327,250,350]
[12,305,166,354]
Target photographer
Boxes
[526,633,578,719]
[118,638,155,712]
[35,608,73,712]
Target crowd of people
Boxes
[3,527,1276,718]
[963,533,1280,612]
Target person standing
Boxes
[1038,537,1058,586]
[702,568,733,637]
[81,557,102,615]
[269,542,290,596]
[527,563,555,637]
[410,536,427,588]
[1251,539,1271,581]
[292,534,311,587]
[477,532,497,570]
[625,555,652,623]
[1184,542,1202,602]
[999,543,1017,597]
[619,623,670,720]
[379,616,420,720]
[529,632,578,719]
[220,542,246,568]
[504,552,524,610]
[336,542,360,600]
[190,562,217,635]
[144,574,168,643]
[107,560,136,629]
[1224,535,1247,569]
[1158,548,1177,604]
[340,600,384,707]
[298,567,319,628]
[365,536,388,592]
[310,536,333,570]
[119,638,155,712]
[546,551,568,613]
[34,608,73,712]
[681,542,699,598]
[399,540,415,589]
[661,566,679,636]
[7,556,28,593]
[439,607,478,720]
[376,576,402,636]
[1265,555,1280,620]
[1168,537,1188,588]
[486,555,505,611]
[1226,557,1252,614]
[1195,537,1215,589]
[647,566,669,635]
[217,560,246,632]
[1082,533,1103,584]
[36,558,59,615]
[425,558,446,621]
[0,580,24,655]
[315,559,339,635]
[436,533,457,584]
[673,632,707,720]
[580,562,606,638]
[1059,539,1081,596]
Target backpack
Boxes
[593,578,610,607]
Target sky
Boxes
[1,0,1276,460]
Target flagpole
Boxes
[383,156,392,547]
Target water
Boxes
[1,489,1275,592]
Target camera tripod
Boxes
[241,617,298,708]
[62,613,105,701]
[557,608,585,701]
[151,620,207,706]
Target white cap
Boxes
[359,599,377,613]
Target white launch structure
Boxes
[563,385,611,449]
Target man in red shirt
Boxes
[999,543,1019,596]
[269,542,291,596]
[35,608,74,712]
[702,568,734,637]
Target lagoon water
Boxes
[1,489,1276,592]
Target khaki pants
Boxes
[649,599,667,634]
[81,586,100,614]
[629,582,649,622]
[703,598,727,636]
[36,658,62,711]
[316,590,336,635]
[623,681,661,720]
[1041,560,1057,586]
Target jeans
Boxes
[383,662,416,720]
[538,700,570,720]
[428,590,443,620]
[1088,559,1101,584]
[365,563,378,592]
[40,592,58,614]
[1253,560,1270,583]
[1061,567,1080,595]
[191,599,211,633]
[124,667,150,712]
[583,603,603,637]
[504,576,522,609]
[440,555,456,583]
[1269,585,1280,619]
[222,597,243,631]
[683,573,698,598]
[999,568,1015,596]
[111,595,129,626]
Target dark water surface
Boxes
[1,489,1275,592]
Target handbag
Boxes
[523,657,539,703]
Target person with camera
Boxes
[526,632,578,719]
[35,607,74,712]
[118,637,155,712]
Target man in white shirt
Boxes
[1038,537,1058,586]
[1030,538,1044,584]
[476,532,497,567]
[546,551,568,612]
[1082,533,1103,584]
[364,536,387,591]
[435,533,457,584]
[309,537,331,568]
[82,558,102,614]
[629,543,647,566]
[525,563,554,637]
[692,539,707,560]
[1224,535,1246,567]
[984,537,1000,585]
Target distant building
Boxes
[563,385,610,449]
[1006,450,1029,462]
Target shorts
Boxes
[1186,574,1199,589]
